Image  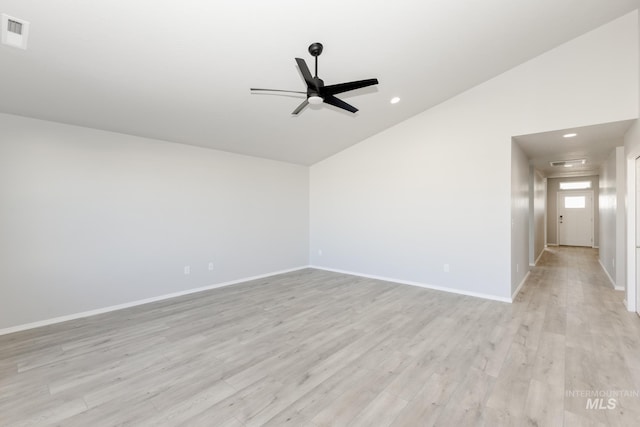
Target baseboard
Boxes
[309,265,511,303]
[597,258,617,290]
[0,266,310,336]
[511,271,530,301]
[530,249,545,266]
[546,243,559,247]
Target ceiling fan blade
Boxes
[295,58,317,90]
[323,95,358,113]
[292,99,309,115]
[250,88,306,94]
[323,78,379,96]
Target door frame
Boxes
[556,190,594,247]
[626,153,638,313]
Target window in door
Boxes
[564,196,586,209]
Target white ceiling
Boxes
[514,120,634,177]
[0,1,638,165]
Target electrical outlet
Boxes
[516,264,519,273]
[208,262,214,271]
[184,265,190,275]
[443,264,450,273]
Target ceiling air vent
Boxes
[1,14,29,49]
[550,159,586,168]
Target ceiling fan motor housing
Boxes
[308,42,323,56]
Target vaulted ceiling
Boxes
[0,1,638,165]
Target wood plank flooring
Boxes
[1,246,640,426]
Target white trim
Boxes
[0,266,309,336]
[532,248,545,266]
[511,271,530,301]
[598,258,621,290]
[547,243,559,247]
[626,153,638,312]
[309,265,512,303]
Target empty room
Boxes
[2,1,640,426]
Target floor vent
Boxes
[2,14,29,49]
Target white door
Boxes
[557,190,593,247]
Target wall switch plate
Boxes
[318,249,323,256]
[208,262,214,271]
[443,264,450,273]
[184,266,190,275]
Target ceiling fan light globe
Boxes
[308,95,323,105]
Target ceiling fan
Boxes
[250,42,379,115]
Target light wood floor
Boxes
[1,246,640,426]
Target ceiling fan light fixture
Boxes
[390,97,400,104]
[308,95,323,105]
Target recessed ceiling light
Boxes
[563,133,577,138]
[390,97,400,104]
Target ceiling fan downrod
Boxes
[308,42,323,78]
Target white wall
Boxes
[600,148,617,283]
[511,141,530,296]
[625,120,640,311]
[0,114,309,330]
[530,168,546,266]
[623,9,640,312]
[599,147,626,290]
[309,12,638,301]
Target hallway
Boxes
[510,246,640,425]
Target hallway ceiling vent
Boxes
[550,159,586,168]
[1,14,29,50]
